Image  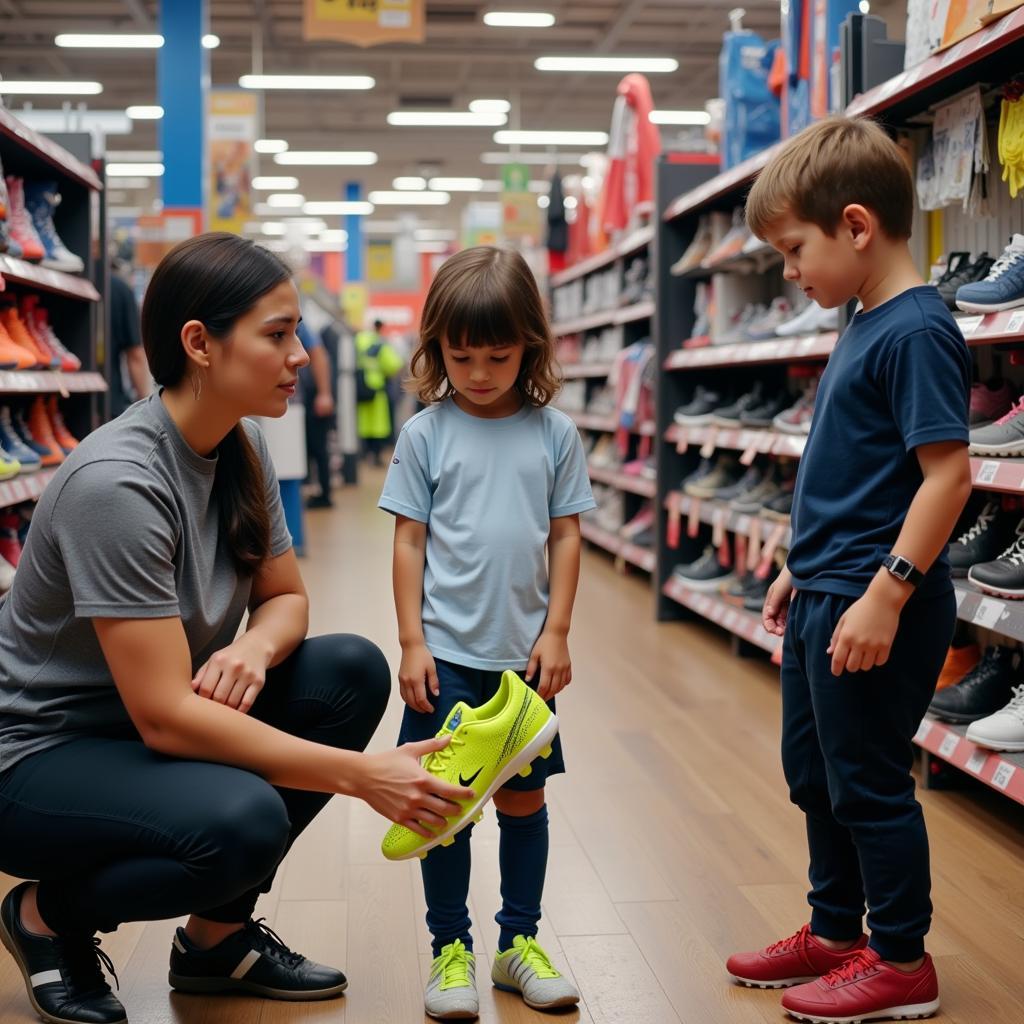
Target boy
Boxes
[726,117,973,1023]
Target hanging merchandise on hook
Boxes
[998,77,1024,199]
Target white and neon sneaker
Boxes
[492,935,580,1010]
[424,940,478,1020]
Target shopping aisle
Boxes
[1,470,1022,1024]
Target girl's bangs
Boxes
[443,284,523,349]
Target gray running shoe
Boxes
[491,936,579,1011]
[969,399,1024,456]
[424,941,478,1020]
[685,456,740,498]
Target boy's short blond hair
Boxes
[745,116,913,242]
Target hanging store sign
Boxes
[303,0,425,47]
[501,163,542,244]
[207,90,257,234]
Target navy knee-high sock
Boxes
[420,824,473,957]
[495,805,549,953]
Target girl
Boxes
[379,246,596,1019]
[0,233,470,1024]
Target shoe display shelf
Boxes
[568,411,656,436]
[958,309,1024,348]
[587,464,656,498]
[662,575,782,655]
[666,491,793,552]
[549,224,655,290]
[954,580,1024,644]
[0,108,105,515]
[664,332,838,371]
[551,298,656,338]
[580,519,655,574]
[969,457,1024,494]
[676,241,783,281]
[561,361,617,380]
[665,424,807,461]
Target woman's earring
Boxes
[191,371,203,401]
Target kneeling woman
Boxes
[0,233,470,1024]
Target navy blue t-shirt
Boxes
[788,286,970,599]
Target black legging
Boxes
[0,633,389,936]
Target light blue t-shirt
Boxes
[379,399,596,671]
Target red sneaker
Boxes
[727,924,867,989]
[780,948,940,1023]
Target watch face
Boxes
[890,556,912,579]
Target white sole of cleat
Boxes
[785,998,940,1023]
[396,715,559,862]
[729,973,817,989]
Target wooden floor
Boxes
[3,465,1024,1023]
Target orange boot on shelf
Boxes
[936,641,982,690]
[18,295,61,368]
[27,397,64,466]
[47,397,78,454]
[4,176,45,262]
[0,314,36,370]
[26,300,80,372]
[0,302,53,369]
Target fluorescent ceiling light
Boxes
[106,176,150,189]
[306,240,350,252]
[564,196,578,209]
[537,194,550,208]
[108,206,143,217]
[365,220,402,233]
[319,229,349,243]
[253,176,299,190]
[240,74,375,90]
[417,241,451,253]
[304,200,375,215]
[484,12,555,27]
[0,80,102,95]
[649,109,710,125]
[277,151,378,166]
[261,222,287,235]
[267,193,306,208]
[469,99,511,114]
[107,162,164,177]
[535,56,678,73]
[481,151,586,166]
[393,176,427,191]
[203,34,220,49]
[106,150,161,162]
[387,111,506,127]
[369,190,451,206]
[415,229,457,241]
[255,138,289,154]
[56,33,162,48]
[258,239,290,253]
[428,177,483,192]
[285,219,326,234]
[253,203,278,216]
[494,130,608,146]
[126,105,163,119]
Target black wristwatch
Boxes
[883,554,924,587]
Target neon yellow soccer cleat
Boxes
[381,670,558,862]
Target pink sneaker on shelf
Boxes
[970,380,1015,427]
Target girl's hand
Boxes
[355,737,475,837]
[399,643,439,713]
[526,631,572,700]
[763,566,795,636]
[192,633,273,713]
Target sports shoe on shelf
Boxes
[27,397,65,467]
[671,547,735,592]
[712,382,765,427]
[168,917,347,1000]
[935,642,981,691]
[762,485,795,522]
[930,250,970,291]
[0,446,20,482]
[0,406,41,473]
[12,404,57,466]
[424,940,477,1020]
[729,469,783,514]
[492,936,579,1011]
[685,455,741,499]
[743,572,777,613]
[938,252,995,310]
[1,303,55,369]
[23,297,81,372]
[47,397,79,454]
[4,176,45,262]
[704,213,752,266]
[928,644,1020,722]
[967,516,1024,598]
[948,499,1018,576]
[772,384,817,435]
[673,385,725,426]
[24,181,86,274]
[774,301,839,338]
[740,389,792,429]
[381,670,558,861]
[970,396,1024,456]
[970,379,1015,427]
[727,924,868,989]
[956,234,1024,313]
[780,947,939,1023]
[965,685,1024,752]
[745,297,794,341]
[0,314,37,371]
[711,463,763,503]
[715,303,765,346]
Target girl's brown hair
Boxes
[407,246,560,406]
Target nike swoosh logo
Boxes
[459,766,483,787]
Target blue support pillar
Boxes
[345,181,363,282]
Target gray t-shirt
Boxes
[0,394,291,774]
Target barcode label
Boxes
[992,762,1016,791]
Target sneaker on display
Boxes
[965,685,1024,752]
[47,397,79,454]
[729,470,783,514]
[24,181,86,274]
[0,303,55,369]
[671,546,735,591]
[4,177,45,262]
[0,446,20,482]
[673,385,725,426]
[684,456,741,499]
[0,406,41,473]
[492,935,579,1011]
[967,516,1024,598]
[743,573,776,612]
[931,250,971,305]
[772,386,817,435]
[24,298,81,372]
[968,397,1024,456]
[726,924,868,989]
[928,645,1020,722]
[715,303,764,346]
[12,405,56,465]
[740,389,793,429]
[970,379,1015,426]
[774,301,839,338]
[745,297,794,341]
[948,499,1018,576]
[956,234,1024,313]
[0,315,37,371]
[712,383,765,427]
[710,463,763,503]
[704,210,752,266]
[27,397,65,467]
[380,671,558,862]
[938,252,995,310]
[761,482,795,522]
[423,940,478,1020]
[935,642,982,691]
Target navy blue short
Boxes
[397,657,565,792]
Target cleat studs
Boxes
[540,745,553,759]
[441,836,455,847]
[518,764,532,778]
[473,812,484,823]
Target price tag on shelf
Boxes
[914,718,934,743]
[666,492,682,550]
[966,749,988,775]
[747,516,763,572]
[992,761,1017,791]
[675,427,689,454]
[972,596,1006,630]
[1007,310,1024,334]
[975,460,1000,486]
[687,496,701,538]
[938,732,960,759]
[711,505,727,548]
[958,315,984,337]
[700,427,719,459]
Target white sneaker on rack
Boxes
[774,301,839,337]
[965,685,1024,751]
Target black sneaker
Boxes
[948,500,1017,577]
[168,918,347,1001]
[0,882,126,1024]
[762,488,794,522]
[967,517,1024,598]
[671,547,734,592]
[739,390,792,429]
[928,645,1021,723]
[712,383,764,427]
[673,385,726,426]
[938,253,995,310]
[711,464,763,502]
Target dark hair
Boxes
[373,319,384,331]
[141,232,291,574]
[408,246,560,406]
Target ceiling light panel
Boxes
[253,176,299,190]
[393,176,428,190]
[428,177,483,192]
[277,151,378,166]
[56,33,163,47]
[484,12,555,27]
[107,162,164,177]
[240,74,375,90]
[387,111,507,127]
[368,191,451,206]
[469,99,511,114]
[649,110,711,125]
[255,139,289,154]
[126,105,163,119]
[303,200,375,215]
[266,193,306,208]
[0,81,102,95]
[493,130,608,146]
[535,56,678,73]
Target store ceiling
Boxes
[1,0,783,230]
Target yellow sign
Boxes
[207,90,257,234]
[304,0,425,47]
[342,283,368,330]
[367,240,395,285]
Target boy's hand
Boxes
[762,566,795,636]
[398,643,439,713]
[827,592,900,676]
[526,631,572,700]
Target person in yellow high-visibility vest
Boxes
[355,320,404,465]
